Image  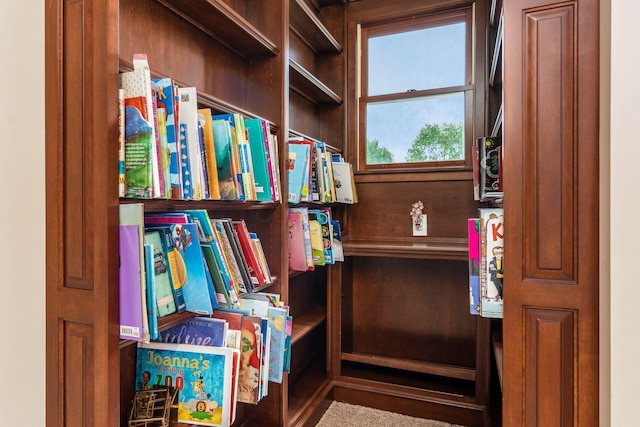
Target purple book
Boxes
[119,225,144,341]
[156,317,228,347]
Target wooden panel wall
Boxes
[502,0,599,425]
[45,0,120,425]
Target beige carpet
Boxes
[315,401,467,427]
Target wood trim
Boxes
[502,0,600,425]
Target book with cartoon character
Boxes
[479,208,504,318]
[136,341,239,426]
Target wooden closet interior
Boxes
[44,0,600,426]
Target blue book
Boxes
[211,119,240,200]
[169,222,214,315]
[144,243,159,340]
[267,306,289,384]
[287,142,311,204]
[156,316,228,347]
[213,113,247,200]
[152,78,180,198]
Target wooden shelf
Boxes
[119,197,281,212]
[492,329,503,391]
[289,58,343,105]
[153,0,279,58]
[291,306,327,345]
[343,238,468,260]
[290,0,342,54]
[341,352,476,382]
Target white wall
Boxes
[608,0,640,425]
[0,1,633,426]
[0,1,46,426]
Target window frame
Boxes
[357,7,476,172]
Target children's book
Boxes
[213,219,249,295]
[153,77,181,198]
[479,136,503,200]
[309,208,334,265]
[287,142,311,204]
[168,222,214,315]
[198,108,221,200]
[231,220,267,286]
[249,233,273,285]
[144,230,177,318]
[120,70,154,199]
[136,341,238,426]
[211,119,240,200]
[179,123,194,200]
[331,161,357,204]
[220,219,254,292]
[157,317,228,347]
[467,218,481,315]
[307,213,325,266]
[144,243,159,340]
[143,225,187,313]
[119,225,144,341]
[213,113,248,200]
[179,87,204,200]
[267,306,289,384]
[331,219,344,262]
[118,89,125,197]
[120,203,150,342]
[479,208,504,318]
[244,117,273,201]
[287,209,308,272]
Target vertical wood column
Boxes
[46,0,119,425]
[503,0,599,426]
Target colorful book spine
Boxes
[179,123,193,200]
[467,218,481,315]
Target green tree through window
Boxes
[366,139,395,164]
[405,123,463,162]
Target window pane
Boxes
[368,22,466,96]
[366,92,465,165]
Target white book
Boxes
[178,87,204,200]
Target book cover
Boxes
[119,225,144,341]
[120,203,150,342]
[244,117,273,201]
[136,341,238,426]
[265,129,281,201]
[149,80,165,198]
[287,209,308,272]
[212,113,247,200]
[198,108,221,200]
[472,139,480,201]
[467,218,481,315]
[479,136,503,200]
[331,161,357,204]
[157,317,228,347]
[287,142,311,204]
[168,222,214,315]
[143,225,187,313]
[120,72,153,199]
[237,315,263,404]
[331,219,344,262]
[309,208,334,265]
[211,119,240,200]
[132,54,161,198]
[153,77,181,198]
[155,105,172,198]
[197,117,211,199]
[179,87,204,200]
[144,243,159,340]
[480,208,504,318]
[308,214,325,266]
[267,306,288,384]
[248,233,273,285]
[144,230,177,318]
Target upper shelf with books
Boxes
[152,0,279,58]
[342,237,469,261]
[290,58,343,105]
[119,198,281,212]
[290,0,342,54]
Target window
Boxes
[359,8,475,170]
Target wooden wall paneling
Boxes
[46,0,120,425]
[502,0,599,425]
